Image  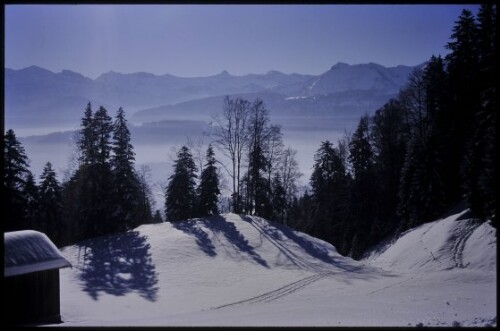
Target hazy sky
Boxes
[5,4,479,78]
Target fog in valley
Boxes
[14,113,358,211]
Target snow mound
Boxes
[57,213,496,327]
[363,211,496,272]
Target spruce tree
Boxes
[271,173,286,223]
[39,162,63,244]
[348,115,376,257]
[246,99,271,217]
[463,4,497,225]
[78,102,97,166]
[23,173,40,231]
[4,129,32,231]
[165,146,198,222]
[310,141,350,254]
[92,106,115,235]
[197,145,220,217]
[371,99,408,236]
[445,9,481,209]
[111,107,141,230]
[65,104,116,240]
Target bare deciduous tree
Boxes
[279,147,302,213]
[209,96,251,212]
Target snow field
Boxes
[58,211,496,326]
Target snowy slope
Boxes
[57,212,496,327]
[363,210,496,272]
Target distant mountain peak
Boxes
[61,69,88,80]
[330,62,350,70]
[217,70,231,77]
[21,65,54,75]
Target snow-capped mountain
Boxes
[5,62,419,128]
[57,211,496,326]
[299,62,419,96]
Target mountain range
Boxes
[5,62,421,128]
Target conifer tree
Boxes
[445,9,481,207]
[78,102,97,166]
[23,172,40,231]
[197,145,220,217]
[92,106,115,235]
[245,99,271,217]
[348,115,376,257]
[39,162,63,244]
[165,146,198,222]
[463,4,496,225]
[65,104,115,240]
[136,165,154,224]
[111,107,141,230]
[271,173,286,223]
[371,100,408,235]
[4,129,32,231]
[310,141,350,254]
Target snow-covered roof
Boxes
[4,230,71,277]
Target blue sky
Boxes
[5,4,479,78]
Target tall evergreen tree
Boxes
[64,104,116,240]
[463,4,497,225]
[4,129,32,231]
[78,102,97,166]
[197,145,220,217]
[245,99,271,217]
[39,162,63,244]
[94,106,114,167]
[136,165,154,224]
[271,173,286,223]
[348,115,376,257]
[23,173,40,231]
[371,99,409,236]
[165,146,198,222]
[310,141,351,254]
[92,106,115,235]
[111,107,141,230]
[445,9,482,208]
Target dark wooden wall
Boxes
[4,269,62,325]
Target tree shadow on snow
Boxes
[241,215,379,275]
[173,220,217,257]
[204,215,269,268]
[77,231,159,301]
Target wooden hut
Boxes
[4,230,71,325]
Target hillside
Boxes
[57,211,496,326]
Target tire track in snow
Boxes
[213,271,334,309]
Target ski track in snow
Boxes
[418,222,444,265]
[246,217,319,272]
[417,218,481,269]
[211,216,365,310]
[451,220,480,268]
[56,212,496,327]
[213,271,335,309]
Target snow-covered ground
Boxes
[57,211,496,327]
